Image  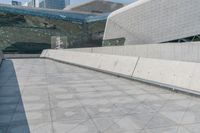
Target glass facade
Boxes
[0,4,107,54]
[45,0,70,9]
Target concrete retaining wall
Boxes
[4,54,40,59]
[41,50,139,77]
[134,58,200,94]
[68,42,200,63]
[41,49,200,95]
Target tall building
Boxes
[30,0,40,7]
[39,0,45,8]
[11,0,22,6]
[27,1,34,7]
[44,0,70,9]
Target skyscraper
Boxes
[12,0,22,6]
[29,0,40,7]
[44,0,70,9]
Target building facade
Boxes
[0,4,107,54]
[64,0,124,14]
[44,0,70,9]
[27,0,40,7]
[11,0,22,6]
[103,0,200,46]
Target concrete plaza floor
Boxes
[0,59,200,133]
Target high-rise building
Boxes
[28,0,70,9]
[11,0,22,6]
[30,0,40,7]
[39,0,45,8]
[44,0,70,9]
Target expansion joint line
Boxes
[131,57,140,77]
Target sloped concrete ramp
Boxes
[1,58,200,133]
[41,50,200,95]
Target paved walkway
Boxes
[0,59,200,133]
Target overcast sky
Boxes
[0,0,136,5]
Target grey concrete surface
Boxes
[41,50,139,77]
[1,58,200,133]
[68,42,200,63]
[41,50,200,95]
[4,54,40,59]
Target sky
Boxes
[0,0,135,5]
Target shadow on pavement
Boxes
[0,59,30,133]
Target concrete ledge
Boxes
[133,58,200,94]
[41,50,138,77]
[41,49,200,96]
[68,42,200,63]
[4,54,40,59]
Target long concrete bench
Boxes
[41,49,200,95]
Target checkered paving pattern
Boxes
[0,59,200,133]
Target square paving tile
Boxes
[0,58,200,133]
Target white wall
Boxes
[103,0,200,45]
[68,42,200,63]
[41,49,200,95]
[41,50,139,77]
[134,57,200,94]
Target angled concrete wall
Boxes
[41,50,200,95]
[41,50,138,77]
[103,0,200,45]
[133,58,200,94]
[68,42,200,63]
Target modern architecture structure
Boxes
[11,0,22,6]
[103,0,200,46]
[1,0,200,132]
[0,4,109,53]
[64,0,124,14]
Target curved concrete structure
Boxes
[103,0,200,45]
[41,49,200,95]
[64,0,124,14]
